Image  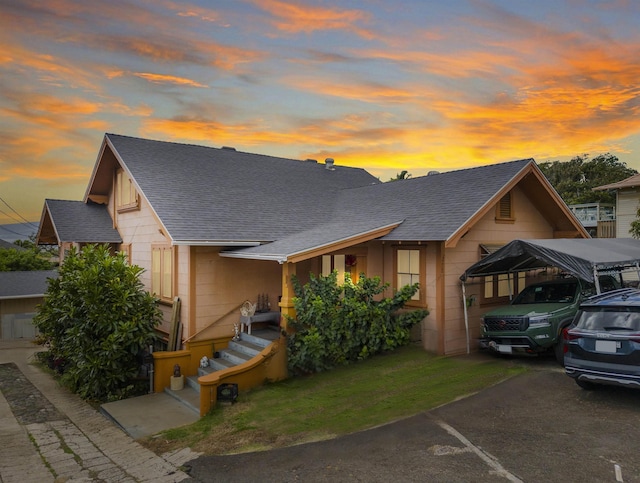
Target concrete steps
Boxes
[164,330,277,412]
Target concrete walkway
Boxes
[0,340,199,482]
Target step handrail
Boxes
[183,301,245,343]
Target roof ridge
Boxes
[106,133,369,170]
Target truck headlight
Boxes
[528,315,550,328]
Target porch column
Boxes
[279,261,297,332]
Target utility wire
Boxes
[0,197,38,228]
[0,224,31,237]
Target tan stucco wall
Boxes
[112,196,179,335]
[193,247,282,338]
[364,185,564,356]
[438,185,557,355]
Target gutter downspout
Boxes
[462,280,470,354]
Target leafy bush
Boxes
[286,271,428,374]
[0,246,54,271]
[33,244,161,401]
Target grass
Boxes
[142,344,526,456]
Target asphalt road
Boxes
[185,355,640,482]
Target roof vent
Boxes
[305,158,318,163]
[427,170,440,175]
[221,146,236,151]
[325,158,335,170]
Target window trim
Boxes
[394,245,427,307]
[152,245,174,301]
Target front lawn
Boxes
[143,344,525,455]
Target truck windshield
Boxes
[512,282,577,305]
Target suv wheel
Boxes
[576,379,597,390]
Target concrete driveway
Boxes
[185,355,640,482]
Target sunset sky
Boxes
[2,0,640,225]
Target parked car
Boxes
[479,276,621,364]
[564,288,640,390]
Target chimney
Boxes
[325,158,335,170]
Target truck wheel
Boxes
[554,340,565,366]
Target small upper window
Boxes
[496,191,514,222]
[116,169,139,211]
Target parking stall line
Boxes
[432,417,524,483]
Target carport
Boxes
[458,238,640,354]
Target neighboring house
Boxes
[0,270,58,339]
[594,174,640,238]
[568,202,616,238]
[36,133,588,359]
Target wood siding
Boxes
[617,189,639,238]
[193,247,282,338]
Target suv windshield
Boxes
[512,281,578,305]
[575,308,640,331]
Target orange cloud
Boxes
[133,72,208,88]
[251,0,374,38]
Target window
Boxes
[116,169,139,211]
[152,245,173,300]
[396,247,424,304]
[322,254,346,282]
[479,244,525,304]
[495,191,514,222]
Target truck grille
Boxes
[484,317,529,332]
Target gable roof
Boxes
[593,173,640,191]
[337,159,535,243]
[222,158,587,261]
[74,133,586,262]
[86,134,380,244]
[0,270,58,299]
[37,200,122,245]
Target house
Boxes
[568,202,616,238]
[594,174,640,238]
[0,270,58,340]
[36,133,588,412]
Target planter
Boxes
[170,375,184,391]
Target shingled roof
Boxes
[337,158,534,241]
[93,134,380,244]
[222,158,584,261]
[0,270,58,299]
[593,173,640,191]
[37,200,122,244]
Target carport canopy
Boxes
[460,238,640,283]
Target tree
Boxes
[33,244,162,401]
[286,271,428,374]
[538,154,637,205]
[630,209,640,239]
[388,170,412,181]
[0,246,54,271]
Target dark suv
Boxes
[564,288,640,390]
[480,276,620,364]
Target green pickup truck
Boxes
[479,276,620,364]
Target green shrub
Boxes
[33,244,161,401]
[0,246,54,271]
[286,272,428,374]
